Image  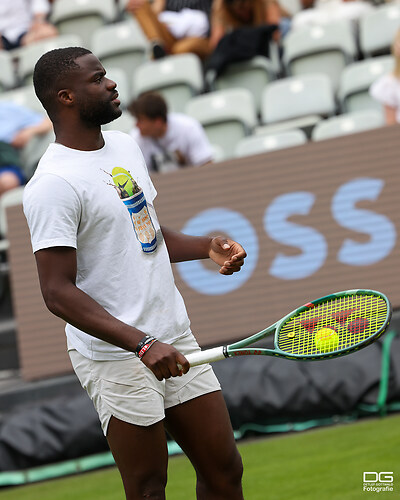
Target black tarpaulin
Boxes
[0,332,399,472]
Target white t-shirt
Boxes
[23,131,190,360]
[130,112,213,172]
[0,0,50,43]
[370,73,400,123]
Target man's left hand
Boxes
[209,237,246,275]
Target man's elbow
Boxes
[41,285,66,318]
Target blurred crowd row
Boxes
[0,0,399,220]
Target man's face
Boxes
[135,115,165,138]
[69,53,122,126]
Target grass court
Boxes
[0,413,398,499]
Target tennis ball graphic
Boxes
[111,167,138,198]
[315,327,339,352]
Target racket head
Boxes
[274,289,391,360]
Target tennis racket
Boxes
[185,289,391,367]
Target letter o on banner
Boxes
[176,208,258,295]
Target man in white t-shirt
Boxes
[24,47,246,499]
[128,92,213,173]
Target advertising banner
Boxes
[153,126,400,346]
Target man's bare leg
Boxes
[106,416,168,500]
[165,390,244,499]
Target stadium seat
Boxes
[185,88,258,159]
[15,34,83,85]
[359,3,400,57]
[0,186,26,248]
[91,19,149,96]
[234,129,308,158]
[50,0,118,49]
[20,130,55,181]
[282,20,357,92]
[338,55,393,113]
[206,56,277,114]
[0,50,17,92]
[0,86,44,113]
[131,53,204,113]
[260,73,336,136]
[311,109,384,141]
[211,143,227,162]
[0,185,29,287]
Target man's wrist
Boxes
[135,335,158,359]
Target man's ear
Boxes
[57,89,74,107]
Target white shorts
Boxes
[68,333,221,435]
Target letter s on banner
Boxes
[332,178,396,266]
[177,208,258,295]
[264,191,327,280]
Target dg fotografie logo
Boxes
[363,472,394,493]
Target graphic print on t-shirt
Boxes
[105,166,157,253]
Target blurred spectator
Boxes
[128,92,214,173]
[370,30,400,125]
[0,0,58,51]
[125,0,212,59]
[291,0,373,32]
[0,101,52,194]
[209,0,291,51]
[205,0,284,79]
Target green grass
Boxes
[1,414,399,499]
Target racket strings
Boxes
[277,294,388,356]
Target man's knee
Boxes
[124,473,167,500]
[227,450,244,486]
[198,449,244,495]
[0,171,21,195]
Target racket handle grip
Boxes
[181,346,226,368]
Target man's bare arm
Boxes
[161,226,246,275]
[34,246,189,380]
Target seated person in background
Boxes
[125,0,212,59]
[209,0,291,51]
[128,92,214,173]
[0,0,58,51]
[370,29,400,126]
[0,101,52,194]
[291,0,373,32]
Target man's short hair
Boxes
[33,46,92,115]
[128,92,168,122]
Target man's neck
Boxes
[54,125,104,151]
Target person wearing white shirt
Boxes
[370,29,400,126]
[24,46,246,499]
[0,0,57,50]
[0,101,52,193]
[128,92,214,173]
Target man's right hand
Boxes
[140,341,190,381]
